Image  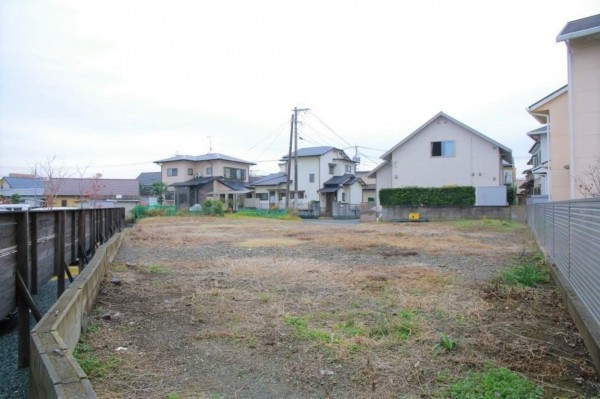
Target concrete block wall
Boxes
[29,233,123,399]
[381,205,527,221]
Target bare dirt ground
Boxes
[82,216,599,398]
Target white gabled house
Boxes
[247,146,365,215]
[370,111,514,208]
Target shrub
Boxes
[448,366,543,398]
[379,186,475,207]
[202,199,225,216]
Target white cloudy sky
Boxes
[1,1,598,179]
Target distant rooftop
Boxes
[557,14,600,42]
[154,153,255,165]
[1,176,45,189]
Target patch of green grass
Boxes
[166,393,181,399]
[368,310,415,340]
[73,341,119,378]
[146,264,171,274]
[448,366,543,398]
[434,333,457,352]
[284,315,340,344]
[454,218,525,233]
[502,264,548,287]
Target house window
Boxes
[206,167,212,175]
[345,165,352,173]
[309,173,315,183]
[329,164,336,174]
[61,200,67,207]
[223,167,246,181]
[290,191,305,200]
[431,141,455,157]
[257,193,268,201]
[341,192,346,202]
[188,168,194,176]
[167,168,178,176]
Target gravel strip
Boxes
[0,280,70,399]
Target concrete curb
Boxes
[29,233,124,399]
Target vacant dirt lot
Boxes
[82,216,598,398]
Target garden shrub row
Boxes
[379,186,475,207]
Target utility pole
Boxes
[285,113,294,210]
[292,107,309,211]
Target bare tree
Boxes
[577,158,600,198]
[35,156,71,208]
[75,163,91,208]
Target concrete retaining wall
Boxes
[29,233,123,399]
[382,205,526,222]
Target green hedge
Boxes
[379,186,475,207]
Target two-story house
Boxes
[249,146,364,215]
[370,111,514,209]
[558,14,600,199]
[525,14,600,200]
[522,126,550,203]
[154,153,255,209]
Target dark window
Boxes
[61,200,67,207]
[167,168,178,176]
[329,164,335,174]
[431,141,455,157]
[309,173,315,183]
[188,168,194,176]
[224,167,246,181]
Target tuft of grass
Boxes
[146,264,171,274]
[434,332,457,352]
[166,393,181,399]
[73,341,119,378]
[284,315,340,344]
[368,310,415,340]
[502,264,548,287]
[448,366,543,398]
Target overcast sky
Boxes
[1,1,598,180]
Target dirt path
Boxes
[81,217,598,398]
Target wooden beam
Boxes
[16,271,42,322]
[30,212,38,295]
[16,211,30,368]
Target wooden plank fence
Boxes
[0,208,125,367]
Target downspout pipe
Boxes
[566,39,575,199]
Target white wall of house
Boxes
[373,162,392,211]
[285,148,358,203]
[389,120,503,188]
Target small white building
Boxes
[370,112,514,208]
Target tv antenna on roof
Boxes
[207,135,213,154]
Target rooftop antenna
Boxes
[207,135,213,154]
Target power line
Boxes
[242,119,290,157]
[307,111,354,149]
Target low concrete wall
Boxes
[382,205,526,221]
[546,259,600,374]
[29,233,123,399]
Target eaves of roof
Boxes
[527,85,568,116]
[557,14,600,42]
[367,161,390,178]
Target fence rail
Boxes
[527,198,600,370]
[0,207,125,367]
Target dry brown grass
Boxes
[82,217,598,399]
